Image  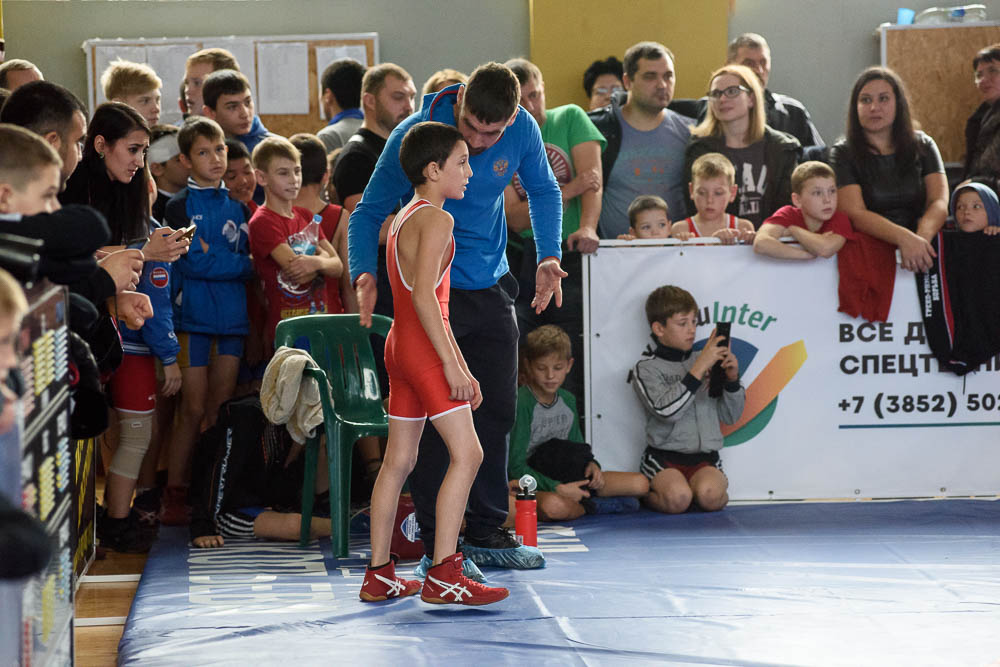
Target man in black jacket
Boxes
[727,33,824,153]
[587,42,694,239]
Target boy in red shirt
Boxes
[289,132,349,314]
[754,161,856,259]
[247,137,343,350]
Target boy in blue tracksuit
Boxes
[162,116,254,522]
[104,223,182,550]
[349,63,564,572]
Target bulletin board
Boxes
[82,33,378,136]
[881,23,1000,164]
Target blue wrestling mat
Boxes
[118,500,1000,666]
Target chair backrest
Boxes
[274,313,391,424]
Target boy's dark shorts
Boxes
[177,332,245,368]
[527,438,596,483]
[640,447,722,482]
[215,509,261,539]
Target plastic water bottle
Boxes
[515,474,537,547]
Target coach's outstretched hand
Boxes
[532,258,568,314]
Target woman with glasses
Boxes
[964,44,1000,191]
[582,56,624,111]
[682,65,800,229]
[829,67,947,273]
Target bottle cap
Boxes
[518,474,537,495]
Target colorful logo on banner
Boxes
[694,335,807,447]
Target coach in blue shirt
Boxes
[349,62,563,569]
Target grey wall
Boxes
[6,0,1000,146]
[1,0,530,108]
[730,0,1000,146]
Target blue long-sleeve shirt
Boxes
[348,84,563,290]
[165,180,254,335]
[121,220,180,364]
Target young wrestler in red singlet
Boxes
[359,122,509,606]
[670,153,755,245]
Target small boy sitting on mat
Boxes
[508,325,648,521]
[189,395,331,547]
[629,285,745,514]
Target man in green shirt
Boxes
[503,58,606,404]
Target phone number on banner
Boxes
[836,392,1000,420]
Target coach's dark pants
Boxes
[408,273,519,554]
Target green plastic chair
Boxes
[273,313,392,557]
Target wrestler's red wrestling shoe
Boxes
[420,552,510,606]
[359,556,421,602]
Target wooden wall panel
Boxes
[884,24,1000,163]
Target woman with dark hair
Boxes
[964,44,1000,188]
[61,102,187,286]
[63,102,153,243]
[683,64,800,229]
[830,67,947,272]
[61,102,189,552]
[582,56,624,111]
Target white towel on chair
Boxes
[261,346,328,444]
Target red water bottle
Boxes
[515,474,537,547]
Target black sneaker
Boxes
[461,527,545,569]
[133,488,162,532]
[463,527,521,550]
[96,507,155,554]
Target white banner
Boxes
[584,242,1000,500]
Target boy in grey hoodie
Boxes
[629,285,744,514]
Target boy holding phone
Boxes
[628,285,745,514]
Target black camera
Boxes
[0,232,42,284]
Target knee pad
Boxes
[108,412,154,480]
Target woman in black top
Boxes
[60,102,188,552]
[830,67,947,273]
[62,102,153,244]
[964,44,1000,189]
[683,64,800,229]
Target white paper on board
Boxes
[145,43,200,126]
[203,38,258,96]
[314,45,369,118]
[255,41,310,115]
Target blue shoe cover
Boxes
[461,543,546,570]
[412,554,488,582]
[586,496,641,515]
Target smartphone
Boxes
[715,321,731,347]
[709,321,731,398]
[178,224,197,241]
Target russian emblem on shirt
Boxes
[492,159,509,178]
[150,267,169,288]
[222,219,239,243]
